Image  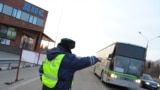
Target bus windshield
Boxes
[113,55,144,77]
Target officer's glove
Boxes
[97,57,103,62]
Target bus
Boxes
[94,42,146,89]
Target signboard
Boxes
[21,50,45,65]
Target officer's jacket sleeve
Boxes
[65,54,99,71]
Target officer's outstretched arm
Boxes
[69,56,100,70]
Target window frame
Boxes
[12,8,17,17]
[0,3,3,12]
[16,10,22,19]
[2,4,13,16]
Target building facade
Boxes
[0,0,54,54]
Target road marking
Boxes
[9,77,39,90]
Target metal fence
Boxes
[0,58,35,71]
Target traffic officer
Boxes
[39,38,101,90]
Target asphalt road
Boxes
[72,66,147,90]
[72,66,126,90]
[0,66,146,90]
[0,66,41,90]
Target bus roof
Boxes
[97,42,145,52]
[97,42,146,60]
[115,42,146,60]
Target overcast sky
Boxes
[26,0,160,61]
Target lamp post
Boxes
[138,31,160,60]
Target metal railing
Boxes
[0,58,35,71]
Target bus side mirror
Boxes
[108,54,112,60]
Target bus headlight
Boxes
[135,79,141,84]
[110,74,117,78]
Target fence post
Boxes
[7,63,11,70]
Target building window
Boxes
[7,27,17,40]
[0,25,17,40]
[0,3,45,28]
[12,8,17,17]
[21,12,30,22]
[0,3,3,12]
[37,18,44,27]
[29,15,33,23]
[0,38,11,45]
[2,5,13,16]
[0,25,7,38]
[20,35,35,50]
[0,38,6,44]
[16,10,22,19]
[0,38,10,45]
[6,39,11,45]
[33,16,37,25]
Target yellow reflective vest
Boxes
[42,54,65,88]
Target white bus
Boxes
[94,42,146,89]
